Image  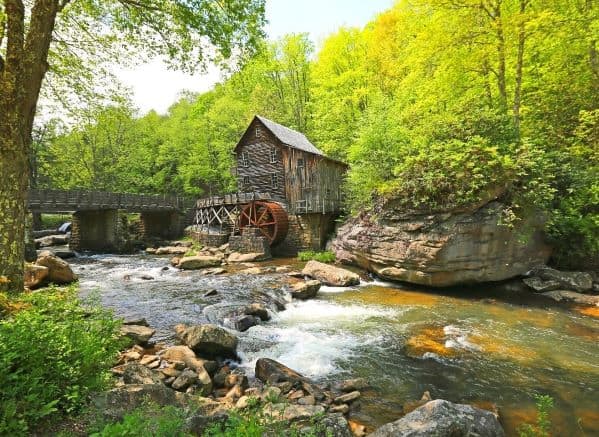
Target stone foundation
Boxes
[273,213,337,256]
[229,227,271,257]
[70,209,120,251]
[190,231,230,248]
[140,211,183,240]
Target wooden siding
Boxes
[235,119,286,203]
[235,118,347,215]
[281,147,346,215]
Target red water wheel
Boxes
[238,201,289,246]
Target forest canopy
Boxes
[35,0,598,268]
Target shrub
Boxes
[0,287,122,435]
[91,403,189,437]
[298,251,336,263]
[518,394,554,437]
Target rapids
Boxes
[73,253,599,436]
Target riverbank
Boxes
[69,252,599,435]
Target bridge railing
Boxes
[27,189,195,212]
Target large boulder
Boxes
[93,384,192,421]
[227,252,268,263]
[255,358,325,400]
[370,399,504,437]
[160,345,217,374]
[35,251,78,284]
[177,255,221,270]
[155,246,189,255]
[123,363,162,385]
[301,261,360,287]
[120,324,155,345]
[332,200,551,287]
[541,290,599,306]
[524,266,593,293]
[290,280,321,300]
[175,324,238,359]
[24,263,49,289]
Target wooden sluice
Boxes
[193,192,273,237]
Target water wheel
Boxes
[238,201,289,246]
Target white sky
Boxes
[115,0,393,115]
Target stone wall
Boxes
[190,231,230,248]
[229,227,271,256]
[273,213,337,256]
[140,211,183,240]
[70,209,120,251]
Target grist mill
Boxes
[192,115,348,255]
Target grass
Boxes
[298,250,336,263]
[40,213,71,230]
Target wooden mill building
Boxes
[193,115,347,254]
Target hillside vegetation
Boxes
[36,0,598,268]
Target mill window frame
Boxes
[270,147,277,163]
[243,176,250,186]
[271,172,279,189]
[241,151,250,168]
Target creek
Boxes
[73,253,599,436]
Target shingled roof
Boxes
[253,115,324,156]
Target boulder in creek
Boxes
[35,251,78,284]
[175,324,238,359]
[93,384,192,421]
[123,317,149,326]
[244,303,270,321]
[172,369,198,391]
[120,324,155,345]
[35,234,69,248]
[155,246,189,255]
[255,358,325,400]
[524,266,593,293]
[24,263,49,289]
[123,363,163,385]
[541,290,599,306]
[290,279,321,300]
[232,314,259,332]
[227,252,269,263]
[337,377,369,393]
[332,199,551,287]
[301,261,360,287]
[177,255,221,270]
[160,345,218,374]
[262,403,326,422]
[369,399,505,437]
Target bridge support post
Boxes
[70,209,121,252]
[140,211,182,241]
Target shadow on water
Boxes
[73,254,599,436]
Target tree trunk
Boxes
[513,0,529,140]
[0,0,59,292]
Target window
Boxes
[241,151,250,167]
[270,147,277,163]
[271,173,279,189]
[243,176,250,186]
[255,127,260,137]
[297,158,304,169]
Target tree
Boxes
[0,0,265,292]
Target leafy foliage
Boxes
[0,287,122,435]
[91,403,189,437]
[298,251,336,263]
[518,394,554,437]
[36,0,598,268]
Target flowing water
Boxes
[73,253,599,436]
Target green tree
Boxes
[0,0,266,292]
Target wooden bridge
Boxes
[27,188,193,213]
[27,189,194,252]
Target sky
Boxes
[116,0,393,115]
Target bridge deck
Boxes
[27,189,192,213]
